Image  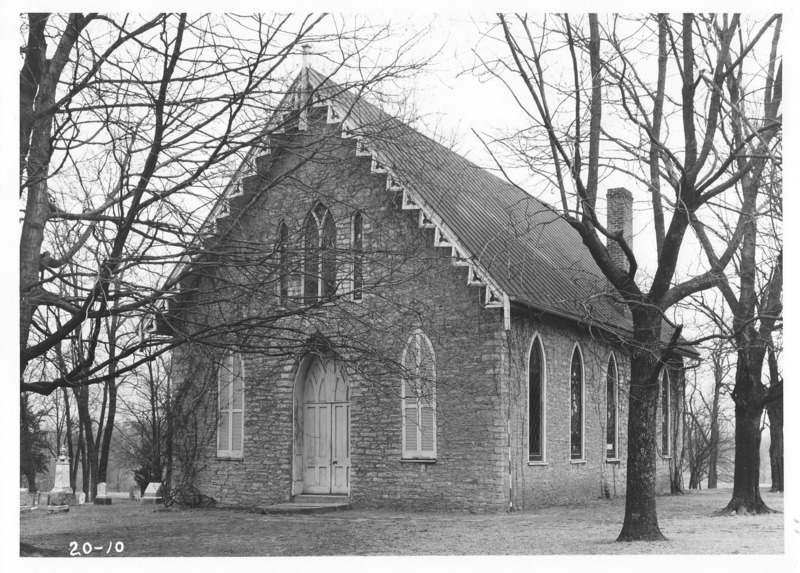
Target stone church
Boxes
[167,65,691,512]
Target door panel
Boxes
[330,402,350,494]
[301,359,350,495]
[303,403,331,493]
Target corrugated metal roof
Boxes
[307,69,633,334]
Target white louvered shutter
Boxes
[402,335,418,458]
[404,401,418,455]
[418,336,436,456]
[218,356,232,452]
[218,353,244,457]
[401,332,436,459]
[232,355,244,451]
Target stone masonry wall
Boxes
[173,111,509,511]
[171,109,679,512]
[501,310,673,509]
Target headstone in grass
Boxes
[51,448,73,495]
[48,491,74,505]
[48,449,75,508]
[141,482,163,505]
[94,482,112,505]
[47,505,69,514]
[20,488,31,511]
[75,492,86,505]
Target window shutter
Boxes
[232,370,243,410]
[218,352,244,457]
[404,399,418,454]
[420,404,435,453]
[219,366,232,410]
[232,412,243,450]
[401,331,437,460]
[218,411,230,451]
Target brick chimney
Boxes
[607,187,633,272]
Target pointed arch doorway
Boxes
[293,356,350,495]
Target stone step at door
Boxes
[292,494,349,504]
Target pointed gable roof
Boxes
[177,67,694,355]
[305,68,632,334]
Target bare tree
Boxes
[480,13,781,540]
[689,18,783,510]
[680,334,735,489]
[20,395,50,491]
[114,353,172,496]
[765,342,782,493]
[20,13,429,396]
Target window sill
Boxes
[605,458,621,464]
[215,455,243,462]
[570,459,587,465]
[400,458,436,464]
[660,455,672,460]
[527,461,548,466]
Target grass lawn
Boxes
[19,487,785,557]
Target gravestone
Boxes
[47,505,69,514]
[75,492,86,505]
[51,449,73,494]
[141,482,163,505]
[94,482,112,505]
[130,485,141,501]
[47,448,75,508]
[20,488,31,511]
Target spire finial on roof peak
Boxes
[302,44,313,72]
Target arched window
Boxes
[606,353,619,460]
[303,212,319,304]
[303,203,336,304]
[218,352,244,458]
[661,367,671,456]
[570,345,584,460]
[277,221,289,303]
[528,335,546,462]
[401,330,436,460]
[351,212,363,301]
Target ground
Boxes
[19,488,785,557]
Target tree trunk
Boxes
[98,320,118,483]
[24,471,37,492]
[723,407,768,513]
[20,14,87,368]
[63,387,78,491]
[618,318,667,541]
[98,379,116,483]
[78,432,88,496]
[767,397,783,492]
[723,365,772,515]
[669,365,684,494]
[74,384,99,499]
[707,381,720,489]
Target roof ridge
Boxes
[306,68,562,218]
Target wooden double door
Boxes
[302,358,350,494]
